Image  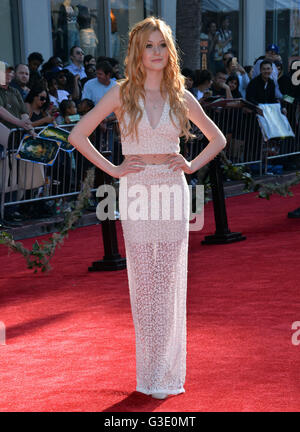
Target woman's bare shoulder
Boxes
[107,82,122,110]
[183,88,198,107]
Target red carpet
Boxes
[1,185,300,412]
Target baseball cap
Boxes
[267,44,279,54]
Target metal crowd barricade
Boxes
[1,100,300,221]
[0,121,123,220]
[186,98,300,176]
[200,99,264,167]
[269,99,300,161]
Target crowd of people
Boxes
[181,43,300,168]
[1,41,300,226]
[0,48,121,135]
[183,43,300,107]
[0,47,122,226]
[1,42,298,155]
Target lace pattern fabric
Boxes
[120,94,181,155]
[125,237,188,396]
[119,165,190,243]
[119,96,190,396]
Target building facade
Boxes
[1,0,300,73]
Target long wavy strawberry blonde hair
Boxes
[118,16,194,142]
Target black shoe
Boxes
[287,207,300,218]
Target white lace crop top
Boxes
[119,95,181,155]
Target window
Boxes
[110,0,158,69]
[266,0,300,70]
[0,0,19,66]
[200,0,241,74]
[50,0,158,68]
[51,0,104,65]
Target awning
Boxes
[110,0,154,9]
[202,0,300,12]
[202,0,240,12]
[266,0,300,9]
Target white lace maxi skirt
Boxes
[119,163,190,396]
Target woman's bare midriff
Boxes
[125,153,178,164]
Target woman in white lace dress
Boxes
[69,17,226,400]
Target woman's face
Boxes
[35,91,47,108]
[67,101,77,115]
[142,30,169,72]
[88,58,96,67]
[228,79,238,92]
[57,73,67,86]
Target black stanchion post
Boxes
[200,99,251,245]
[201,153,246,245]
[88,123,126,271]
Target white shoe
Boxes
[151,392,168,399]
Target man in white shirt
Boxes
[82,61,117,163]
[82,60,116,106]
[65,46,87,80]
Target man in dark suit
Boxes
[246,60,278,105]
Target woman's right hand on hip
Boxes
[111,156,146,178]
